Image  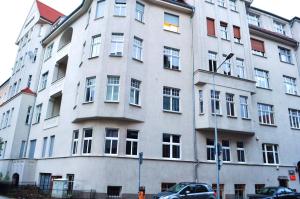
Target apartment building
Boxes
[0,0,300,198]
[0,79,10,105]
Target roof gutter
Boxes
[42,0,93,46]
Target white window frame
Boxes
[248,13,260,26]
[133,37,143,61]
[110,33,124,56]
[240,96,249,119]
[255,69,270,89]
[206,139,215,161]
[220,23,229,40]
[135,2,145,22]
[82,129,93,155]
[114,0,126,16]
[237,142,246,163]
[42,137,48,158]
[106,76,120,102]
[85,77,96,103]
[284,76,297,95]
[163,87,180,112]
[223,55,231,75]
[164,13,179,33]
[72,130,79,155]
[90,35,101,58]
[162,134,181,160]
[226,93,235,117]
[48,135,55,157]
[229,0,237,11]
[262,144,279,165]
[44,43,53,61]
[274,21,285,35]
[130,79,141,106]
[289,109,300,129]
[218,0,226,7]
[199,90,204,114]
[40,72,48,90]
[222,140,231,162]
[164,47,180,70]
[279,47,292,64]
[95,0,105,19]
[208,51,217,72]
[104,128,119,155]
[211,90,221,115]
[258,103,275,125]
[236,59,245,78]
[125,130,139,156]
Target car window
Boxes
[180,186,191,195]
[195,185,208,193]
[277,188,286,195]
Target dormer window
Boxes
[274,21,285,35]
[248,13,260,27]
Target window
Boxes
[258,103,274,125]
[105,129,118,155]
[164,13,179,32]
[274,21,285,35]
[133,37,143,60]
[130,79,141,106]
[40,72,48,90]
[229,0,237,11]
[206,139,215,161]
[226,93,235,117]
[110,33,124,56]
[25,106,32,125]
[255,184,265,194]
[207,18,216,36]
[161,183,176,192]
[82,129,93,154]
[48,135,55,157]
[289,109,300,129]
[106,76,120,102]
[211,90,221,114]
[42,137,48,158]
[236,59,245,78]
[8,108,14,127]
[114,0,126,16]
[279,47,292,64]
[0,141,7,158]
[27,75,32,88]
[199,90,204,114]
[33,48,38,63]
[222,55,231,75]
[19,141,26,158]
[126,130,138,156]
[135,2,144,22]
[162,134,181,159]
[262,144,279,164]
[233,26,241,43]
[163,87,180,112]
[222,140,230,162]
[237,142,245,162]
[212,184,224,199]
[72,130,79,155]
[90,35,101,58]
[95,0,105,18]
[248,13,260,26]
[251,38,265,56]
[86,9,91,28]
[44,43,53,61]
[220,22,229,40]
[107,186,122,197]
[255,69,269,89]
[0,113,5,129]
[218,0,225,7]
[240,96,249,119]
[85,77,96,102]
[235,184,245,199]
[208,51,217,72]
[34,104,42,123]
[164,47,180,70]
[284,76,297,95]
[28,139,36,159]
[4,110,10,128]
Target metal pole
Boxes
[212,72,220,199]
[138,160,141,192]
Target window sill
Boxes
[291,127,300,131]
[227,115,237,119]
[234,41,243,46]
[130,103,141,108]
[199,113,205,116]
[73,105,77,110]
[221,38,231,42]
[38,88,46,92]
[218,5,227,9]
[259,123,277,127]
[44,56,52,62]
[242,117,251,121]
[211,114,223,117]
[132,57,143,63]
[105,100,119,104]
[162,157,181,161]
[207,34,217,38]
[285,93,300,97]
[94,16,104,21]
[230,9,239,13]
[252,53,267,59]
[164,67,181,72]
[113,15,126,18]
[163,110,182,115]
[256,86,272,91]
[82,101,94,105]
[163,29,180,35]
[104,153,118,157]
[280,60,294,65]
[32,122,40,126]
[88,56,99,60]
[205,1,214,5]
[109,54,123,57]
[135,18,145,24]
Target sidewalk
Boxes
[0,196,11,199]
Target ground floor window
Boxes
[161,182,176,192]
[67,174,75,196]
[255,184,265,194]
[107,186,122,197]
[39,173,51,192]
[212,184,224,199]
[234,184,245,199]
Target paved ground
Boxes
[0,196,11,199]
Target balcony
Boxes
[55,27,73,61]
[49,77,64,97]
[44,92,62,129]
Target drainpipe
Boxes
[190,4,199,183]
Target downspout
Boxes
[190,5,199,183]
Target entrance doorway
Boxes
[278,178,289,187]
[12,173,19,187]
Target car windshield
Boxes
[257,188,278,195]
[167,184,186,193]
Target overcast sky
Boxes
[0,0,299,85]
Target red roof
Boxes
[21,87,36,95]
[36,0,64,24]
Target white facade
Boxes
[0,0,300,198]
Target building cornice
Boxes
[144,0,194,15]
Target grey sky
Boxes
[0,0,299,85]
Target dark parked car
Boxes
[248,187,300,199]
[154,182,216,199]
